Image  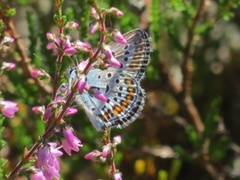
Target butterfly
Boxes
[70,29,152,131]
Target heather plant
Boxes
[1,0,137,179]
[2,0,240,180]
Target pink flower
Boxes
[46,38,60,56]
[46,32,55,41]
[90,7,97,16]
[64,47,76,54]
[30,69,50,79]
[65,21,79,29]
[63,39,72,49]
[102,45,121,67]
[113,135,122,145]
[109,7,124,16]
[89,20,99,34]
[55,96,66,104]
[43,107,53,121]
[32,106,45,115]
[77,79,87,94]
[61,127,82,156]
[48,142,63,157]
[37,143,62,180]
[114,172,122,180]
[0,100,19,118]
[75,40,91,50]
[65,107,78,116]
[1,36,14,45]
[93,89,108,102]
[2,62,16,71]
[84,150,102,162]
[78,60,88,72]
[112,30,127,44]
[30,70,42,78]
[30,169,46,180]
[102,145,111,158]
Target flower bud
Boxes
[65,107,78,116]
[84,150,102,162]
[77,79,87,94]
[102,145,111,158]
[89,20,99,34]
[65,21,79,29]
[1,62,16,71]
[102,45,121,67]
[93,88,108,102]
[32,106,45,115]
[113,172,122,180]
[112,30,127,45]
[113,135,122,145]
[90,7,97,16]
[109,7,124,16]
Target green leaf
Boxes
[6,8,16,16]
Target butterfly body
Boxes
[71,29,151,131]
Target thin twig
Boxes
[4,17,52,96]
[179,0,206,133]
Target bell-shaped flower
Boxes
[0,100,19,118]
[61,127,82,156]
[37,143,62,180]
[46,37,60,56]
[30,168,46,180]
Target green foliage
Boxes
[2,0,240,179]
[0,115,7,180]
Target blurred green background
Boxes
[1,0,240,179]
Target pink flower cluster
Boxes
[0,62,18,118]
[85,135,122,161]
[84,136,122,180]
[31,128,82,180]
[27,5,128,180]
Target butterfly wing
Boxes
[75,29,151,131]
[109,28,151,80]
